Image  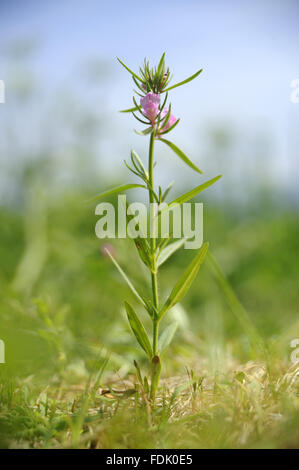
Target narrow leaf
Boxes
[132,112,150,125]
[159,242,209,318]
[158,118,180,136]
[134,127,153,136]
[125,302,153,359]
[157,92,168,119]
[119,106,139,113]
[124,160,142,178]
[133,360,144,386]
[163,69,203,92]
[162,180,175,202]
[159,138,203,174]
[165,175,222,211]
[87,183,145,203]
[117,58,144,83]
[131,150,146,174]
[159,322,178,355]
[157,52,166,75]
[143,376,149,394]
[132,76,147,94]
[157,238,186,267]
[105,250,146,308]
[134,238,152,270]
[159,103,171,128]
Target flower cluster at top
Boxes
[118,53,203,138]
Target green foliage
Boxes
[124,302,153,359]
[104,248,147,310]
[159,138,203,174]
[117,57,144,83]
[162,68,203,92]
[159,243,209,318]
[167,175,222,209]
[157,239,186,267]
[119,106,139,113]
[86,183,145,203]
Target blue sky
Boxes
[0,0,298,199]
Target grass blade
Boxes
[206,251,265,356]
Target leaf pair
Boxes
[107,242,208,357]
[125,301,178,359]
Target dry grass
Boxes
[2,357,298,449]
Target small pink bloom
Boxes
[100,243,116,259]
[140,92,160,125]
[159,108,177,133]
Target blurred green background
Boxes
[0,0,299,448]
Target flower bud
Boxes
[160,73,168,90]
[100,243,116,258]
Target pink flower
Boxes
[159,108,177,133]
[100,243,116,259]
[140,92,160,125]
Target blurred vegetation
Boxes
[0,43,299,448]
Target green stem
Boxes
[148,131,161,400]
[148,131,159,320]
[152,317,159,356]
